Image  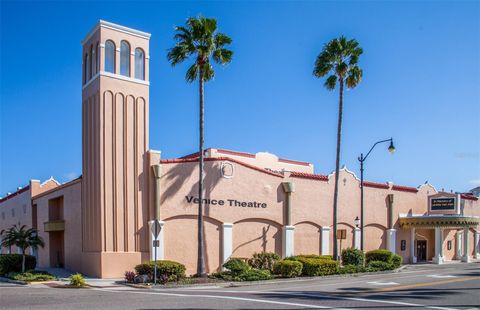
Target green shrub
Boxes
[296,257,339,276]
[69,273,86,287]
[365,249,393,264]
[7,270,55,282]
[248,252,280,271]
[296,254,333,260]
[391,254,403,269]
[0,254,36,275]
[341,248,364,266]
[338,265,366,274]
[223,258,250,276]
[366,261,393,272]
[239,269,272,281]
[134,260,186,282]
[273,260,302,278]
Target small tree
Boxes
[0,225,44,272]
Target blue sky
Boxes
[0,1,479,195]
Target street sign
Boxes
[151,220,162,239]
[337,229,346,240]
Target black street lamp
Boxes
[358,138,395,251]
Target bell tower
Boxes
[81,20,151,265]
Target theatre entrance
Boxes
[417,240,427,262]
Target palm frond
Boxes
[214,33,232,48]
[203,63,215,81]
[213,48,233,65]
[185,63,199,83]
[167,44,191,66]
[324,75,337,90]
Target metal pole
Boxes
[154,223,157,285]
[360,154,364,252]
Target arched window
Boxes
[90,45,94,79]
[96,42,100,74]
[83,53,88,84]
[85,53,90,82]
[134,48,145,80]
[105,40,115,73]
[120,41,130,77]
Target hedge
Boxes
[391,254,403,269]
[134,260,186,282]
[366,261,393,271]
[273,260,303,278]
[296,257,339,276]
[365,249,393,264]
[248,252,279,272]
[0,254,36,275]
[341,248,364,266]
[296,254,333,260]
[223,258,250,275]
[238,269,272,281]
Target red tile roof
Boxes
[363,181,390,189]
[289,171,328,181]
[392,184,418,193]
[461,193,478,201]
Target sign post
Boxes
[151,220,161,285]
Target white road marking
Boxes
[93,287,348,309]
[367,281,399,286]
[343,296,458,310]
[428,274,457,279]
[96,286,459,310]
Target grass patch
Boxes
[7,270,56,282]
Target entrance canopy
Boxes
[399,214,480,229]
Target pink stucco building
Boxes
[1,20,479,278]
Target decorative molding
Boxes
[100,71,149,86]
[399,215,480,228]
[82,72,100,89]
[82,20,151,45]
[82,71,149,90]
[41,176,61,186]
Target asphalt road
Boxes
[1,263,479,309]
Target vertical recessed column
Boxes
[354,227,361,250]
[474,231,480,259]
[410,227,417,263]
[321,227,330,255]
[222,223,233,266]
[282,226,295,258]
[386,229,397,253]
[456,230,463,260]
[462,227,470,262]
[149,220,164,261]
[433,227,444,264]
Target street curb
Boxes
[0,276,28,285]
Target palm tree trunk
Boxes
[332,79,344,260]
[197,63,207,277]
[22,248,26,273]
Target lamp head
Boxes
[388,139,395,154]
[354,216,360,227]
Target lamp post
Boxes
[358,138,395,251]
[354,216,360,228]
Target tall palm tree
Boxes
[0,224,45,272]
[313,36,363,260]
[167,16,233,276]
